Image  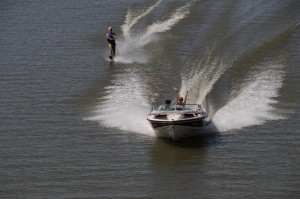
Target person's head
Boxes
[108,27,112,32]
[179,97,183,104]
[165,99,171,106]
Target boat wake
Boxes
[212,63,285,132]
[179,51,285,133]
[113,0,197,63]
[180,47,229,105]
[86,68,155,136]
[179,22,299,133]
[87,1,297,137]
[87,1,199,135]
[209,23,299,133]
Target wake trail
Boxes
[122,0,161,38]
[90,1,200,134]
[180,21,298,132]
[85,69,155,136]
[212,63,285,132]
[115,0,198,63]
[180,55,285,133]
[180,47,229,105]
[138,0,198,46]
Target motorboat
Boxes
[147,104,208,139]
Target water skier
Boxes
[106,27,116,59]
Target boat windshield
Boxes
[153,104,203,112]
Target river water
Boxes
[1,0,299,198]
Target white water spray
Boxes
[122,0,162,38]
[212,63,285,132]
[180,47,229,105]
[138,1,197,46]
[114,0,197,63]
[91,1,198,134]
[86,70,155,136]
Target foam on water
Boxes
[180,47,229,105]
[86,70,155,136]
[178,45,285,133]
[113,0,196,64]
[121,0,162,38]
[138,0,197,46]
[89,1,198,134]
[212,63,285,132]
[93,0,287,136]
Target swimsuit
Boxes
[176,104,185,110]
[107,32,116,45]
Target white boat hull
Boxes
[147,104,209,139]
[149,118,208,139]
[155,124,208,139]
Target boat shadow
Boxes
[150,133,220,165]
[158,132,221,148]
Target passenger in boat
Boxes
[106,27,116,59]
[158,99,172,111]
[174,88,189,110]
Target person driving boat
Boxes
[158,99,172,111]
